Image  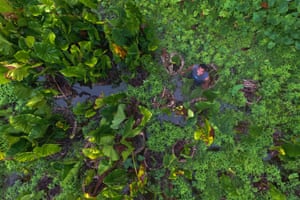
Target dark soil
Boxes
[144,149,164,170]
[37,176,61,200]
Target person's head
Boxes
[196,64,207,76]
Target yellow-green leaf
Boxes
[82,147,103,160]
[25,36,35,48]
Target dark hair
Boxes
[199,64,208,70]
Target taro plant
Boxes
[0,83,64,162]
[72,93,152,198]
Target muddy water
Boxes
[54,82,127,107]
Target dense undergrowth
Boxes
[0,0,299,199]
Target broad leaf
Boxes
[60,64,87,81]
[25,36,35,48]
[33,42,62,64]
[98,159,112,175]
[33,144,61,157]
[102,145,119,161]
[82,147,103,160]
[14,50,30,63]
[111,104,126,129]
[103,169,128,186]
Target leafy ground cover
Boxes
[0,0,300,199]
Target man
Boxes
[181,64,210,89]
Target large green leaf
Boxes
[98,159,112,175]
[82,147,104,160]
[33,42,62,64]
[14,144,61,162]
[6,65,30,81]
[60,64,87,81]
[111,104,126,129]
[102,145,119,161]
[103,169,128,186]
[9,114,49,139]
[33,144,61,157]
[14,50,30,63]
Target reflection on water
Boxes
[55,82,127,107]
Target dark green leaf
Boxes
[103,169,128,186]
[111,104,126,129]
[33,42,62,64]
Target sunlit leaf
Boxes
[33,144,61,157]
[14,152,37,162]
[82,147,103,160]
[85,109,96,118]
[85,57,98,68]
[0,152,5,160]
[26,94,45,108]
[25,36,35,48]
[6,65,30,81]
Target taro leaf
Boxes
[85,109,96,118]
[94,96,105,109]
[82,147,103,160]
[120,139,134,161]
[14,144,61,162]
[33,42,62,64]
[60,64,87,81]
[14,50,30,63]
[102,145,119,161]
[84,57,98,68]
[9,114,49,139]
[100,187,123,199]
[6,65,30,81]
[282,143,300,158]
[9,114,43,134]
[121,117,135,138]
[33,144,61,157]
[111,104,126,129]
[138,106,152,127]
[99,135,115,145]
[122,106,152,138]
[0,0,13,12]
[82,9,98,24]
[26,94,46,108]
[98,159,111,175]
[25,36,35,48]
[103,169,128,186]
[14,152,37,162]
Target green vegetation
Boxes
[1,0,299,199]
